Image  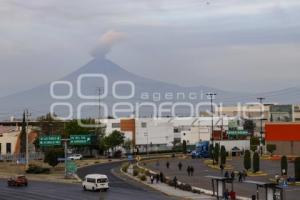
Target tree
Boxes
[266,144,277,156]
[244,150,251,171]
[243,120,256,135]
[44,149,64,168]
[20,111,27,155]
[220,145,227,165]
[295,157,300,181]
[209,144,214,160]
[213,143,220,165]
[281,156,288,175]
[250,136,260,152]
[253,152,260,173]
[123,139,133,153]
[102,130,125,153]
[182,140,187,154]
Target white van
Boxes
[82,174,109,191]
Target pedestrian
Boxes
[229,190,236,200]
[243,170,247,181]
[238,171,243,182]
[150,175,154,184]
[275,174,280,184]
[178,162,183,171]
[156,173,160,183]
[173,176,178,189]
[187,166,191,176]
[166,161,170,169]
[224,171,229,178]
[220,164,224,175]
[190,166,194,176]
[223,189,229,200]
[159,172,164,183]
[231,171,235,180]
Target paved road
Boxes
[0,161,174,200]
[77,161,174,200]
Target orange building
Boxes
[265,123,300,155]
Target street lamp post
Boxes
[144,132,149,157]
[257,97,265,156]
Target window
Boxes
[112,123,120,128]
[87,178,96,183]
[6,143,11,154]
[97,178,108,183]
[141,122,147,128]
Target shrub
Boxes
[213,143,220,164]
[294,157,300,181]
[121,162,130,173]
[179,183,192,191]
[133,169,139,176]
[220,145,227,165]
[266,144,277,156]
[253,152,260,173]
[139,174,147,181]
[244,150,251,171]
[26,164,50,174]
[182,140,187,154]
[281,156,288,175]
[44,149,64,168]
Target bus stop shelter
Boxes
[244,180,285,200]
[206,176,234,200]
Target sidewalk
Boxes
[120,168,215,200]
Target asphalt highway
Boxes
[0,161,174,200]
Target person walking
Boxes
[220,164,224,175]
[231,171,235,180]
[238,171,243,182]
[178,162,183,171]
[166,161,170,169]
[224,171,229,178]
[150,175,154,184]
[156,174,160,183]
[187,166,191,176]
[173,176,178,189]
[190,166,194,176]
[223,189,229,200]
[242,170,247,181]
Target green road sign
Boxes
[70,135,91,145]
[39,135,61,146]
[66,161,77,173]
[227,130,249,136]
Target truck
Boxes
[191,141,210,159]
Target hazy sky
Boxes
[1,0,300,97]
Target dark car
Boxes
[7,175,28,187]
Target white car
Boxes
[82,174,109,192]
[68,154,83,160]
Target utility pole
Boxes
[25,109,31,169]
[62,138,70,178]
[257,97,265,156]
[96,87,102,122]
[207,93,217,146]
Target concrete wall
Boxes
[266,141,300,156]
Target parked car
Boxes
[82,174,109,192]
[68,154,83,160]
[7,175,28,187]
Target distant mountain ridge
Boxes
[0,57,299,119]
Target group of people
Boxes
[150,173,161,184]
[223,170,247,182]
[150,172,165,184]
[223,189,236,200]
